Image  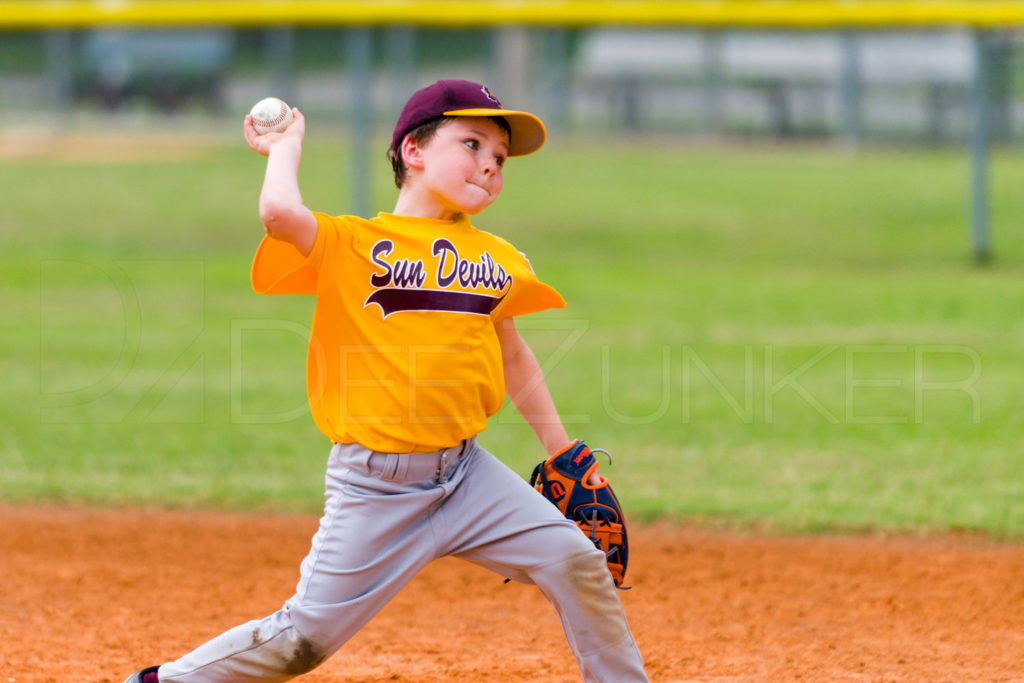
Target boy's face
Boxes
[410,116,510,216]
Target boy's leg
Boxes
[157,443,445,683]
[440,443,648,683]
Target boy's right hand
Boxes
[244,107,305,157]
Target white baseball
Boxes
[249,97,294,135]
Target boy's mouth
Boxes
[466,180,492,196]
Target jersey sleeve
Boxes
[493,248,566,320]
[250,212,345,295]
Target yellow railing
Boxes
[2,0,1024,29]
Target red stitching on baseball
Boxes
[257,101,288,128]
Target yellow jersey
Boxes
[251,211,566,453]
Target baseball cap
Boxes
[390,79,547,157]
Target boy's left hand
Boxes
[243,107,305,157]
[530,440,631,589]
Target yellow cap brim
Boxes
[443,108,547,157]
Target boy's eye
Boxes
[495,155,506,167]
[464,139,479,150]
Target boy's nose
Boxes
[480,157,498,176]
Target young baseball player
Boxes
[124,79,647,682]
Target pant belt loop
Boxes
[435,439,470,483]
[435,450,447,482]
[382,453,400,481]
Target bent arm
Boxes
[498,319,603,484]
[244,109,317,256]
[497,318,570,456]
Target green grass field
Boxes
[2,132,1022,537]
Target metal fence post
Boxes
[45,29,74,115]
[839,30,862,148]
[267,26,297,107]
[347,28,373,218]
[541,27,570,136]
[701,30,724,136]
[491,26,531,109]
[968,30,991,263]
[386,25,417,120]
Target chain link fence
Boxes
[2,25,1022,146]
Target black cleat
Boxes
[123,665,160,683]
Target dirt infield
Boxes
[2,507,1023,682]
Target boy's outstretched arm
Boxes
[498,318,601,484]
[243,108,317,256]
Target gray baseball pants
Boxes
[157,438,648,682]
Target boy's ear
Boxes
[400,135,426,170]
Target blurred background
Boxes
[3,2,1023,533]
[4,3,1023,251]
[5,22,1024,144]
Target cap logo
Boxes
[481,86,501,108]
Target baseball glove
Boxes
[530,439,630,589]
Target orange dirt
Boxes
[2,506,1023,682]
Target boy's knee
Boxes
[567,546,615,590]
[251,620,327,676]
[530,546,630,645]
[560,529,612,569]
[532,544,614,593]
[282,632,326,675]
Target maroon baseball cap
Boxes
[390,79,546,157]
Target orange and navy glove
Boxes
[530,439,630,589]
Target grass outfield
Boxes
[2,133,1022,536]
